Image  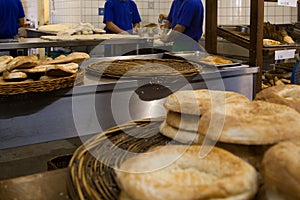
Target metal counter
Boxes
[0,54,258,149]
[0,37,153,56]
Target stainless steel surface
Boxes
[0,39,19,43]
[0,53,258,149]
[25,28,57,38]
[0,37,153,51]
[162,51,244,68]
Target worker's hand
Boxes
[133,27,139,34]
[160,34,169,43]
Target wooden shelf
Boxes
[205,0,299,93]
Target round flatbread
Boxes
[164,89,250,115]
[262,138,300,200]
[115,145,258,200]
[160,119,268,172]
[255,84,300,113]
[165,111,200,132]
[159,120,203,144]
[198,100,300,145]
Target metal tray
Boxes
[219,25,300,48]
[162,51,243,68]
[218,25,250,40]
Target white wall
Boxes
[217,0,297,25]
[21,0,298,28]
[21,0,38,27]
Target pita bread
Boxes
[46,63,79,77]
[47,52,90,64]
[14,65,49,73]
[164,89,250,115]
[0,56,14,73]
[54,55,67,60]
[262,138,300,200]
[199,55,233,65]
[263,39,281,46]
[159,120,203,144]
[255,84,300,113]
[2,71,27,81]
[6,55,39,71]
[38,24,71,32]
[115,145,258,200]
[198,101,300,145]
[165,111,201,132]
[37,57,54,65]
[0,64,8,74]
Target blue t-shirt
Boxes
[0,0,25,39]
[103,0,141,34]
[167,0,204,41]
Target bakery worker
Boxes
[161,0,204,52]
[0,0,25,39]
[103,0,141,34]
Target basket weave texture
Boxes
[67,118,174,200]
[86,58,203,79]
[0,70,84,95]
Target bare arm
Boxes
[18,17,24,28]
[106,21,129,34]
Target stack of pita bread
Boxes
[0,52,89,82]
[113,88,300,200]
[159,89,300,170]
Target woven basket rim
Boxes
[0,69,84,95]
[67,118,171,200]
[86,58,203,79]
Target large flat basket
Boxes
[0,70,84,96]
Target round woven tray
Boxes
[67,118,176,200]
[86,58,203,79]
[0,70,84,95]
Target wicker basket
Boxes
[86,58,203,79]
[47,154,73,171]
[67,118,267,200]
[67,118,175,200]
[0,69,84,95]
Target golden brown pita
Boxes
[262,138,300,200]
[159,120,203,144]
[3,71,27,81]
[14,65,49,73]
[47,52,90,64]
[198,101,300,145]
[165,111,200,132]
[0,55,13,65]
[255,84,300,113]
[199,55,233,65]
[45,63,79,77]
[115,145,258,200]
[164,89,250,115]
[6,55,39,71]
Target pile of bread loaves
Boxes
[115,84,300,200]
[0,52,89,82]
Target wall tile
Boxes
[21,0,298,30]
